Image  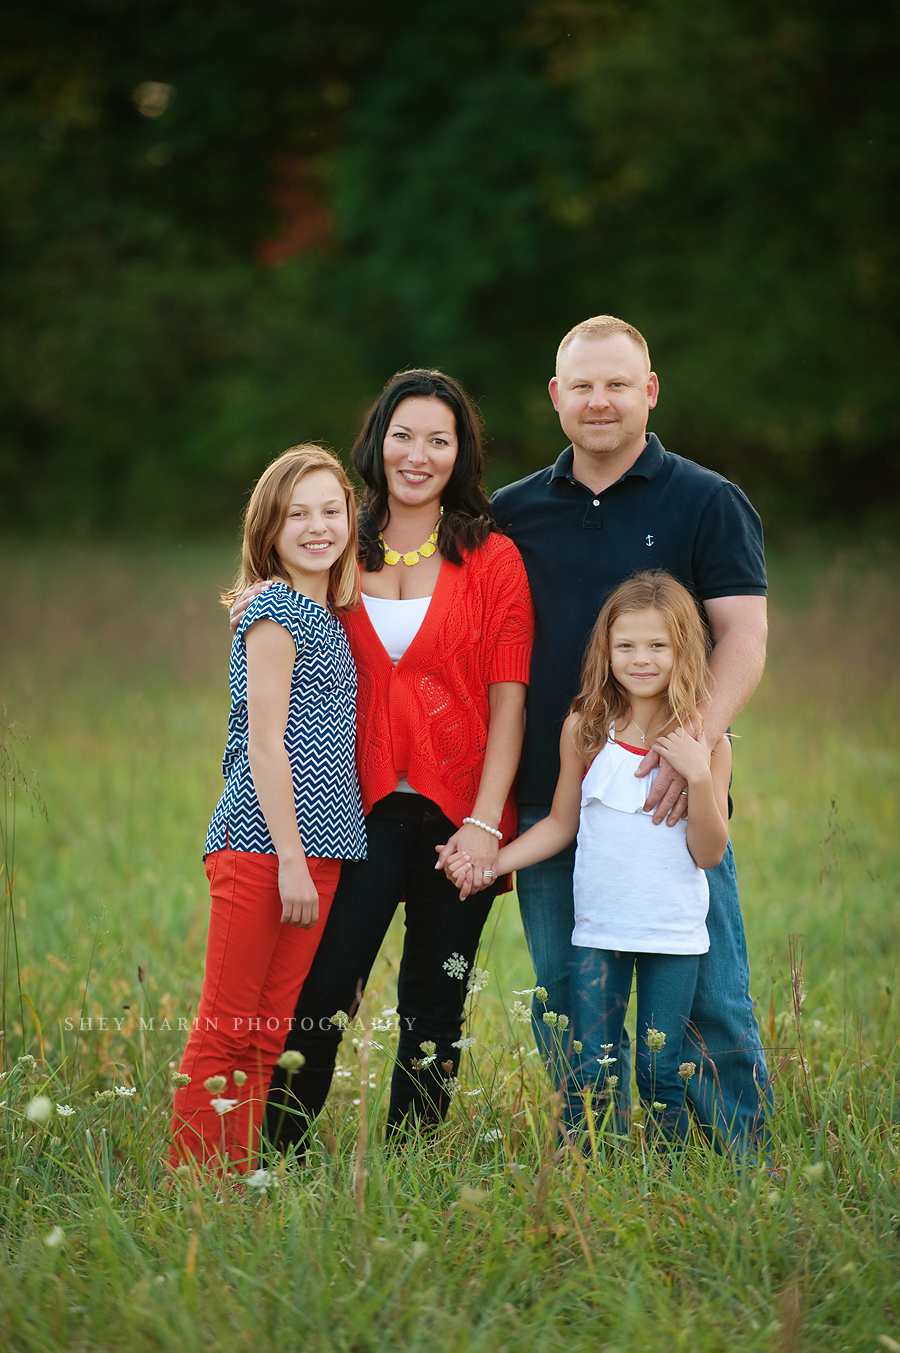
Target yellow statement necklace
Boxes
[380,509,442,567]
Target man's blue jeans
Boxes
[516,807,772,1151]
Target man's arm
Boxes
[700,595,768,746]
[641,594,767,824]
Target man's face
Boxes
[549,334,659,461]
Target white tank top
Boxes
[361,593,432,794]
[571,735,710,954]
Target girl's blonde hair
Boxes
[223,445,359,612]
[572,571,712,764]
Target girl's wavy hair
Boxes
[223,445,359,612]
[352,368,495,570]
[572,571,712,764]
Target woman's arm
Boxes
[441,681,526,896]
[245,619,320,928]
[650,728,731,870]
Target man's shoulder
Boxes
[491,463,557,508]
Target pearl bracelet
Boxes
[462,816,502,840]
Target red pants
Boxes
[170,850,341,1174]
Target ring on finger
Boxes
[680,790,688,797]
[483,869,495,878]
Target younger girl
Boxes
[452,571,730,1142]
[171,446,366,1173]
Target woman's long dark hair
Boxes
[352,369,495,570]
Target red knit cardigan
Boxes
[341,532,534,843]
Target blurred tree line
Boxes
[1,0,897,533]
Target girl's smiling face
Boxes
[275,468,350,601]
[609,606,675,701]
[382,397,458,513]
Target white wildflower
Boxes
[419,1041,436,1057]
[204,1075,227,1093]
[25,1095,52,1123]
[573,1040,583,1054]
[466,967,489,993]
[606,1075,619,1088]
[210,1097,238,1115]
[452,1036,476,1050]
[115,1086,137,1097]
[233,1070,248,1087]
[534,987,548,1003]
[557,1014,569,1032]
[247,1168,279,1192]
[597,1055,616,1066]
[44,1226,65,1249]
[646,1028,666,1051]
[481,1127,503,1142]
[55,1104,76,1117]
[171,1072,191,1088]
[443,952,469,980]
[542,1011,558,1027]
[678,1061,697,1082]
[509,1001,531,1024]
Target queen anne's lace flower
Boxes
[210,1097,238,1115]
[466,967,489,993]
[55,1104,76,1117]
[443,952,469,980]
[330,1011,350,1029]
[25,1095,52,1123]
[247,1168,279,1192]
[204,1076,227,1094]
[171,1072,191,1088]
[115,1086,137,1097]
[277,1050,305,1072]
[452,1036,476,1050]
[646,1028,667,1051]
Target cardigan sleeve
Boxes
[480,537,534,686]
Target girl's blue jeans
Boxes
[516,810,772,1153]
[568,945,699,1142]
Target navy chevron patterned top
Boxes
[205,584,366,860]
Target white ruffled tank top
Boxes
[571,735,710,954]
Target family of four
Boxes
[170,313,770,1173]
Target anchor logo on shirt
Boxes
[645,534,654,546]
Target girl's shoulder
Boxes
[236,583,329,643]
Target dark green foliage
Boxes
[1,0,897,530]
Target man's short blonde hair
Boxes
[556,315,651,372]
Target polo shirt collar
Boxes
[550,433,666,486]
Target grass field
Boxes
[0,539,898,1352]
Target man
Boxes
[491,314,771,1149]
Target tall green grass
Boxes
[0,539,897,1351]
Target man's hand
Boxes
[229,580,271,635]
[637,751,689,825]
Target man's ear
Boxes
[647,371,660,410]
[548,376,560,411]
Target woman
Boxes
[261,369,533,1144]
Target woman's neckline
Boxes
[361,592,433,603]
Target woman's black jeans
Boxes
[266,793,497,1147]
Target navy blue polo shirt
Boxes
[491,433,766,808]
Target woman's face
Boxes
[382,397,458,513]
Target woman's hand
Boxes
[278,857,320,928]
[435,823,499,898]
[229,579,271,635]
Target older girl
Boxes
[171,446,365,1172]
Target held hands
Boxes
[636,716,702,826]
[652,726,712,784]
[278,858,320,928]
[434,823,500,899]
[229,580,271,636]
